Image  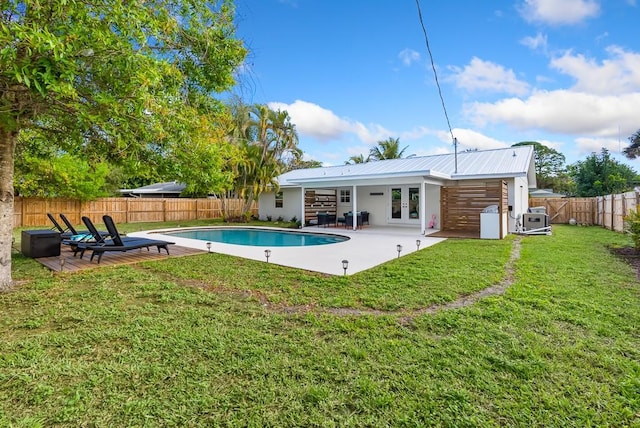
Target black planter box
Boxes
[21,230,61,258]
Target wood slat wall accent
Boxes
[13,197,258,228]
[304,189,337,224]
[441,181,505,233]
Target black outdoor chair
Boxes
[361,211,370,226]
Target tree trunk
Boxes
[0,128,17,291]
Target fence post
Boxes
[163,199,166,222]
[21,196,25,228]
[611,195,615,231]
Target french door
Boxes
[389,186,420,224]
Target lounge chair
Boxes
[81,215,174,263]
[47,213,73,239]
[59,213,110,240]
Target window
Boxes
[340,189,351,203]
[275,191,283,208]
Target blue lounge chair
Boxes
[81,215,174,263]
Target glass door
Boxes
[389,186,420,224]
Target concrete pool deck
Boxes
[128,226,447,276]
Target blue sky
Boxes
[229,0,640,168]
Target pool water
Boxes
[165,228,349,247]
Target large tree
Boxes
[369,137,408,161]
[512,141,567,190]
[623,129,640,160]
[0,0,246,290]
[569,148,637,197]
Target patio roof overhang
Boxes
[282,169,450,188]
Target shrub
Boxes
[624,208,640,250]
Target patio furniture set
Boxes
[27,213,175,263]
[316,211,370,229]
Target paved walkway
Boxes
[130,226,447,276]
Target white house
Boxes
[259,146,536,238]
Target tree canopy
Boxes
[0,0,247,290]
[569,148,637,197]
[623,129,640,160]
[345,154,369,165]
[369,137,408,161]
[512,141,567,190]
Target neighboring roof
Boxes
[119,181,186,195]
[529,188,566,198]
[278,146,536,187]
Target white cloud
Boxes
[268,100,392,144]
[519,0,600,25]
[550,46,640,95]
[399,126,435,141]
[574,137,621,154]
[436,128,510,150]
[398,48,420,66]
[466,90,640,139]
[520,32,548,52]
[449,57,530,96]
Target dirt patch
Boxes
[609,246,640,276]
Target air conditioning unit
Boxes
[523,213,549,230]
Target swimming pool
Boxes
[164,227,349,247]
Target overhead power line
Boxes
[414,0,455,143]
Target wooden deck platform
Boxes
[428,230,481,239]
[35,245,205,273]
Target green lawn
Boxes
[2,225,639,427]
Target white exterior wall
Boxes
[509,176,530,232]
[358,186,387,226]
[425,184,441,230]
[258,188,302,222]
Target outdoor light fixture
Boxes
[265,249,272,263]
[396,244,403,258]
[206,242,212,253]
[59,256,65,272]
[342,259,349,276]
[416,239,421,250]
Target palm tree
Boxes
[224,101,301,219]
[345,154,368,164]
[368,137,408,161]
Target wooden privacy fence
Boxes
[529,197,596,225]
[13,197,258,228]
[530,191,640,232]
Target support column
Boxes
[420,182,426,234]
[300,187,305,227]
[352,185,357,230]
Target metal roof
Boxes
[119,181,186,194]
[278,146,535,186]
